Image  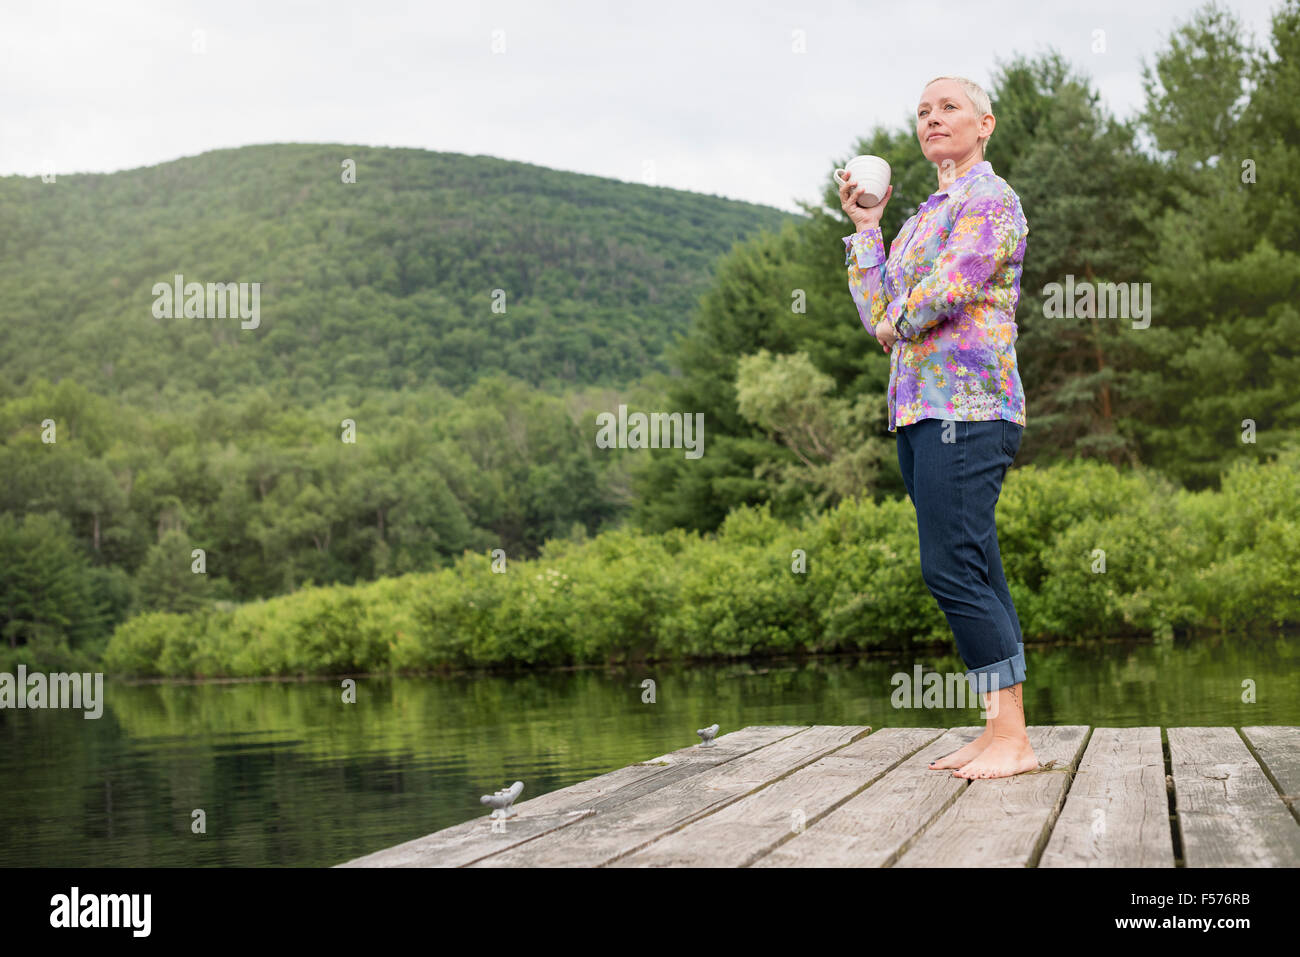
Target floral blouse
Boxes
[843,160,1028,433]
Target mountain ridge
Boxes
[0,142,801,405]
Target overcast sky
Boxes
[1,0,1283,213]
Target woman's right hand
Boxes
[838,176,892,231]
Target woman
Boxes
[839,75,1036,779]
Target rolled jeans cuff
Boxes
[965,641,1026,696]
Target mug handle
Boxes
[834,168,849,184]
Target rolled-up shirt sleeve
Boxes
[843,226,893,338]
[893,189,1026,341]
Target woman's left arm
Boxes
[893,186,1027,341]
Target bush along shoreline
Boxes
[97,449,1300,679]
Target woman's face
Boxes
[916,79,990,168]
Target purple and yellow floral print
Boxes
[843,160,1028,432]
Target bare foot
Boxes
[953,735,1038,779]
[928,728,993,770]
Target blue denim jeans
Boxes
[896,418,1025,695]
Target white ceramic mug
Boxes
[833,155,891,208]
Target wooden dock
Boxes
[338,725,1300,867]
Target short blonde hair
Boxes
[924,75,993,157]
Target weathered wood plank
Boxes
[337,725,806,867]
[891,725,1090,867]
[612,727,944,867]
[1038,727,1173,867]
[1241,726,1300,823]
[468,725,872,867]
[753,726,984,867]
[1169,726,1300,867]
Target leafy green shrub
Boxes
[100,451,1300,677]
[102,611,190,676]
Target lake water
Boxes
[2,632,1296,867]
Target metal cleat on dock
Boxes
[480,780,525,818]
[696,723,719,747]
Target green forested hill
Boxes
[0,144,798,665]
[0,143,797,402]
